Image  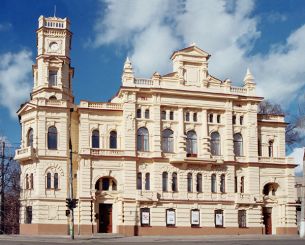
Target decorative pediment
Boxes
[170,45,211,60]
[17,102,37,115]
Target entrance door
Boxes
[99,204,112,233]
[263,207,272,234]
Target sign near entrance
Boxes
[166,209,176,226]
[191,209,200,226]
[140,208,150,226]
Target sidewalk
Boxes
[0,234,303,243]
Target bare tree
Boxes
[258,100,303,151]
[0,140,20,234]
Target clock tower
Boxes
[32,15,74,102]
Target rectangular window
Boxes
[161,110,166,120]
[191,209,200,227]
[166,209,176,227]
[49,70,58,86]
[140,208,150,227]
[238,210,247,228]
[25,206,32,224]
[169,111,174,120]
[217,114,221,123]
[214,209,223,228]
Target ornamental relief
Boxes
[44,162,64,176]
[126,113,135,132]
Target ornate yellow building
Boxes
[15,16,297,236]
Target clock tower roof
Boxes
[38,15,70,30]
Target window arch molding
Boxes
[27,128,34,147]
[47,126,58,150]
[186,130,197,157]
[137,127,149,151]
[233,133,243,157]
[210,131,221,156]
[162,128,174,153]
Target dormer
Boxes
[170,44,211,87]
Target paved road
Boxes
[0,235,304,245]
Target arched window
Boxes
[25,174,29,189]
[187,173,193,192]
[240,176,244,193]
[196,173,202,192]
[232,115,236,125]
[258,139,262,156]
[162,172,168,192]
[137,127,149,151]
[46,172,51,189]
[91,129,100,148]
[193,113,197,122]
[145,109,150,119]
[217,114,221,123]
[210,132,220,156]
[185,112,190,121]
[109,131,117,149]
[268,140,273,157]
[240,116,244,125]
[209,114,213,123]
[30,173,34,189]
[145,173,150,190]
[27,128,33,147]
[211,174,216,193]
[162,129,174,153]
[137,172,142,190]
[172,172,178,192]
[233,133,243,157]
[136,109,141,118]
[186,130,197,157]
[161,110,166,120]
[49,95,57,100]
[47,126,57,150]
[220,174,225,193]
[54,173,59,190]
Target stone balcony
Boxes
[79,101,123,111]
[80,148,124,157]
[15,146,35,161]
[258,156,294,165]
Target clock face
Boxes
[49,42,59,52]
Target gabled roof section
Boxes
[17,102,37,115]
[170,45,211,60]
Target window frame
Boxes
[187,172,193,192]
[162,129,174,153]
[186,130,197,157]
[220,174,226,193]
[238,210,247,228]
[145,173,150,190]
[233,133,243,157]
[196,173,202,192]
[162,172,168,192]
[172,172,178,192]
[166,208,176,227]
[144,109,150,119]
[214,209,224,228]
[211,174,216,193]
[109,130,117,149]
[91,129,100,149]
[137,127,149,152]
[190,209,200,227]
[210,132,221,156]
[47,126,58,150]
[137,172,142,190]
[140,208,150,227]
[54,172,59,190]
[25,206,32,224]
[48,70,58,86]
[46,172,52,189]
[27,128,33,147]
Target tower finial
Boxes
[54,5,57,17]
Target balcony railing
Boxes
[258,156,294,164]
[79,101,123,110]
[230,86,247,95]
[15,146,34,161]
[134,78,153,86]
[80,148,124,157]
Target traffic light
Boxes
[66,198,78,210]
[71,199,78,209]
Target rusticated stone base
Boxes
[117,225,264,236]
[20,224,97,235]
[276,227,298,235]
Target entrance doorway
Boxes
[263,207,272,234]
[99,204,112,233]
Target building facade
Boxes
[15,16,298,236]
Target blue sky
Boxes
[0,0,305,168]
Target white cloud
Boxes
[92,0,305,107]
[0,50,32,117]
[0,22,12,32]
[289,147,304,176]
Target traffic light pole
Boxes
[69,140,74,240]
